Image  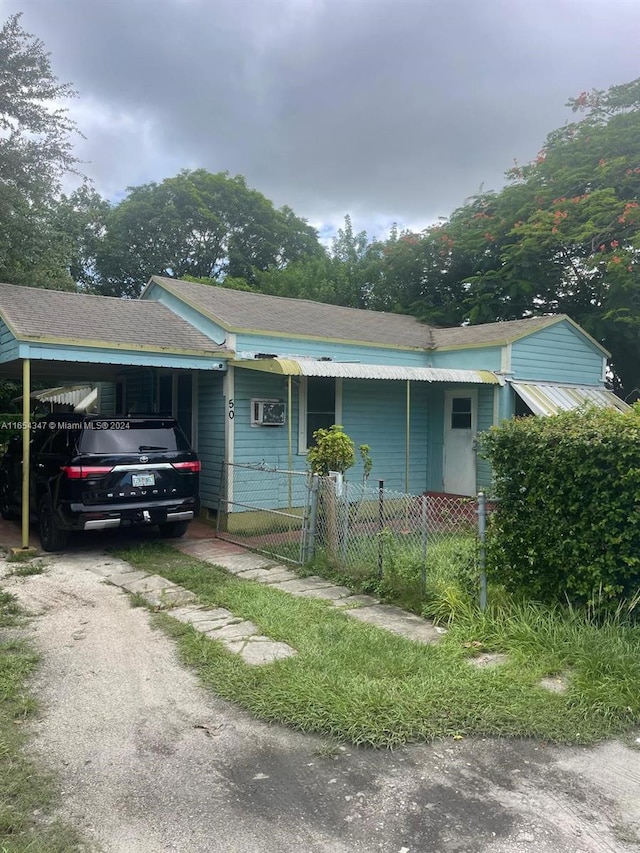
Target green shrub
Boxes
[479,404,640,606]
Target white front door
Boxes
[443,389,477,496]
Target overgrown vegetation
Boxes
[116,541,640,749]
[302,533,477,615]
[480,405,640,607]
[0,586,86,852]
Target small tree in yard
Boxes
[307,425,356,476]
[480,405,640,607]
[307,425,372,561]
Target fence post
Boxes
[340,481,349,563]
[377,479,384,578]
[421,494,428,595]
[477,491,487,611]
[216,461,226,536]
[304,474,319,562]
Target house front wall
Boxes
[111,285,612,507]
[227,368,431,496]
[341,379,429,494]
[509,321,605,384]
[430,345,503,372]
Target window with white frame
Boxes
[298,376,342,450]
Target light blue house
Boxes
[0,277,627,536]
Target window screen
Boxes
[306,377,335,447]
[451,397,472,430]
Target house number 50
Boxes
[228,399,234,419]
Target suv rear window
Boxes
[78,420,191,454]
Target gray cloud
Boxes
[4,0,640,235]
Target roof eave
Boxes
[18,333,230,359]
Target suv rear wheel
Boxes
[158,520,189,539]
[39,495,69,552]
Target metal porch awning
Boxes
[511,381,629,416]
[15,384,98,411]
[235,357,499,384]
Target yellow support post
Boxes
[287,374,293,508]
[21,358,30,549]
[405,379,411,494]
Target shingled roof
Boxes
[430,316,564,348]
[0,283,227,354]
[149,276,435,349]
[150,277,579,352]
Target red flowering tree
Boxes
[411,78,640,395]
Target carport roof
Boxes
[0,282,229,356]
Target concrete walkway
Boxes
[90,557,299,666]
[175,528,446,646]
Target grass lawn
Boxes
[116,541,640,749]
[0,588,86,853]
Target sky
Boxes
[3,0,640,240]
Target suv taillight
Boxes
[61,465,114,479]
[171,461,201,473]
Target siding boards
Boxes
[510,322,603,384]
[233,369,298,469]
[431,346,502,371]
[0,319,19,363]
[341,380,428,494]
[232,372,430,497]
[476,385,494,490]
[427,387,444,492]
[236,334,429,367]
[98,382,116,415]
[198,371,225,510]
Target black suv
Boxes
[0,414,200,552]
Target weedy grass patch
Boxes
[6,562,47,578]
[301,532,478,616]
[116,541,640,749]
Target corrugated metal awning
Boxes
[234,357,498,384]
[511,382,629,416]
[15,384,95,407]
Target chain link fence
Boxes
[310,476,482,589]
[217,463,493,605]
[216,462,311,564]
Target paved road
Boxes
[2,546,639,853]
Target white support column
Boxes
[223,364,235,507]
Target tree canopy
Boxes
[0,13,81,289]
[91,169,324,298]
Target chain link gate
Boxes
[216,462,313,564]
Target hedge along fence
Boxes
[479,404,640,606]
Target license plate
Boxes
[132,473,155,487]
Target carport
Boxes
[0,283,229,548]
